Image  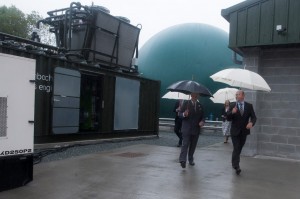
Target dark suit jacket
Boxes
[173,100,182,124]
[180,100,204,135]
[226,102,257,136]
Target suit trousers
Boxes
[179,132,200,163]
[174,120,183,145]
[231,132,247,168]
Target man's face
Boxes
[235,91,245,102]
[191,93,199,100]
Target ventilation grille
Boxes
[0,97,7,137]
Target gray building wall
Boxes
[241,48,300,160]
[239,49,260,157]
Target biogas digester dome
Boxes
[139,23,239,119]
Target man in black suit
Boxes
[226,90,257,175]
[179,93,205,168]
[173,100,183,147]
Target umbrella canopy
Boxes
[167,80,213,97]
[162,91,190,100]
[210,68,271,92]
[210,87,239,104]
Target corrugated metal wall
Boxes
[226,0,300,48]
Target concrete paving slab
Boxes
[0,143,299,199]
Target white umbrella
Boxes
[162,91,190,100]
[210,87,239,104]
[210,68,271,92]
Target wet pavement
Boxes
[1,130,300,199]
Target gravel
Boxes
[33,130,224,164]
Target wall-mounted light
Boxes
[276,25,287,34]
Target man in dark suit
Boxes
[226,90,257,175]
[173,100,183,147]
[179,93,205,168]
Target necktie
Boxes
[239,103,244,115]
[192,101,196,111]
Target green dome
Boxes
[139,23,240,119]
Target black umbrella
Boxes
[167,80,213,97]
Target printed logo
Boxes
[0,149,32,156]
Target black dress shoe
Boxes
[235,168,241,175]
[189,162,195,166]
[180,161,186,168]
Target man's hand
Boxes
[232,106,238,114]
[199,121,204,127]
[183,109,189,117]
[246,122,253,129]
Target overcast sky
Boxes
[1,0,245,47]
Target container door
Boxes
[114,77,140,130]
[52,67,81,134]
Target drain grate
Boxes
[114,152,147,158]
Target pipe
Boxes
[36,20,45,29]
[68,2,82,50]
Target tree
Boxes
[0,5,55,45]
[0,5,28,38]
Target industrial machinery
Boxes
[38,2,141,72]
[0,2,159,192]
